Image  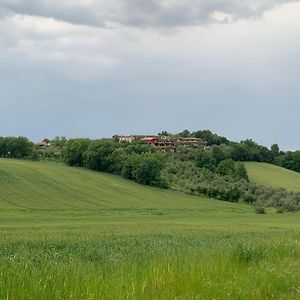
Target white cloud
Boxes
[1,1,300,147]
[1,0,299,28]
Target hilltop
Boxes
[1,131,300,212]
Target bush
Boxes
[276,207,284,214]
[62,139,90,166]
[255,206,266,214]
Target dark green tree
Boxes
[62,139,90,166]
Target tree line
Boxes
[62,139,167,187]
[0,137,34,159]
[1,132,300,212]
[178,130,299,173]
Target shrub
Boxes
[255,206,266,214]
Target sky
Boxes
[1,0,300,150]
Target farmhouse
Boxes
[177,137,201,144]
[141,137,176,153]
[35,140,50,147]
[119,136,136,143]
[176,137,208,147]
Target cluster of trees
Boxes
[0,137,34,159]
[163,159,249,202]
[194,140,281,169]
[175,130,300,175]
[163,159,300,211]
[1,130,300,212]
[275,151,300,173]
[62,139,167,187]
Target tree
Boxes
[235,162,249,181]
[158,131,171,136]
[62,139,90,166]
[217,159,236,177]
[0,137,33,158]
[125,141,153,154]
[271,144,280,162]
[130,152,166,187]
[196,150,216,170]
[211,146,227,164]
[52,137,67,148]
[178,129,190,138]
[193,130,229,146]
[83,140,118,172]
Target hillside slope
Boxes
[245,162,300,192]
[0,159,247,211]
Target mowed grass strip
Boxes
[245,162,300,192]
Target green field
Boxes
[1,159,300,299]
[245,162,300,192]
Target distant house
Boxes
[141,137,176,153]
[119,136,136,143]
[177,137,200,144]
[35,140,50,148]
[176,137,207,147]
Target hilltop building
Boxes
[141,137,176,153]
[118,136,136,143]
[35,140,50,147]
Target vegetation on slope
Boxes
[0,158,244,211]
[1,157,300,299]
[2,130,300,212]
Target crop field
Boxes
[245,162,300,192]
[0,159,300,299]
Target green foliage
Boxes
[193,130,229,146]
[83,140,119,172]
[62,139,165,188]
[0,136,33,159]
[178,129,190,137]
[131,152,167,187]
[255,206,266,214]
[51,136,68,148]
[276,151,300,173]
[164,158,300,211]
[271,143,280,157]
[62,138,90,166]
[235,162,249,181]
[217,159,236,176]
[195,150,216,170]
[124,141,153,154]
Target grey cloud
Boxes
[1,0,298,27]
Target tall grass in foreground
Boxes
[0,231,299,299]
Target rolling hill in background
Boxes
[0,159,246,212]
[1,159,299,212]
[245,162,300,192]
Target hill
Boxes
[1,160,300,299]
[245,162,300,192]
[0,158,246,211]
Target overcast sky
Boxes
[1,1,300,150]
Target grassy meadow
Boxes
[1,159,300,299]
[245,162,300,192]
